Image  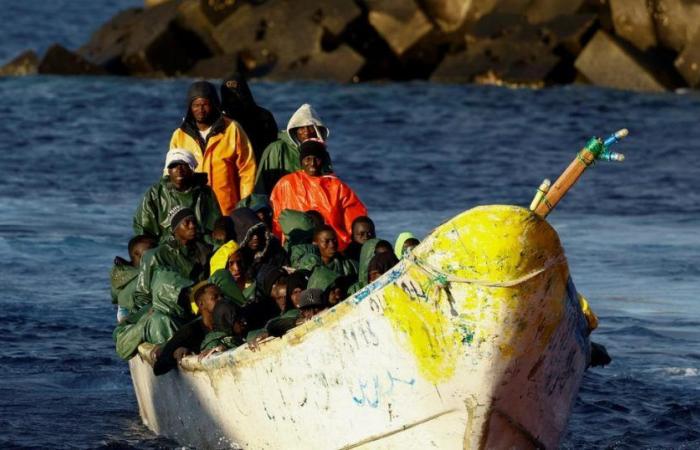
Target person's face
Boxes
[197,286,223,316]
[352,222,374,244]
[271,283,288,312]
[295,125,317,142]
[368,269,381,283]
[314,230,337,260]
[174,216,197,243]
[167,162,193,190]
[327,287,343,306]
[247,229,265,251]
[130,241,154,268]
[375,245,391,255]
[227,251,248,281]
[302,155,323,177]
[301,307,322,320]
[290,287,304,308]
[211,228,226,243]
[256,209,272,229]
[233,318,248,336]
[190,97,212,124]
[402,242,418,256]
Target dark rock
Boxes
[175,0,224,54]
[431,36,559,86]
[78,8,144,74]
[38,44,108,75]
[199,0,242,25]
[541,13,597,55]
[467,12,539,41]
[213,0,360,78]
[417,0,472,31]
[675,32,700,87]
[609,0,657,51]
[525,0,585,24]
[269,44,365,82]
[122,0,212,75]
[652,0,700,52]
[366,0,434,56]
[574,30,667,92]
[187,54,237,78]
[338,12,401,80]
[396,28,462,80]
[0,50,39,76]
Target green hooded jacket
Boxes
[133,174,221,242]
[151,269,194,319]
[132,238,212,311]
[209,268,248,307]
[200,331,244,351]
[110,263,139,311]
[307,266,341,292]
[113,306,181,360]
[323,257,358,279]
[254,103,333,195]
[348,238,379,295]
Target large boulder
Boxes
[366,0,434,56]
[574,30,667,91]
[268,44,365,82]
[212,0,361,77]
[78,8,144,74]
[121,0,212,75]
[0,50,39,76]
[652,0,700,52]
[174,0,224,54]
[609,0,657,51]
[675,32,700,87]
[541,13,597,55]
[38,44,108,75]
[418,0,472,31]
[187,54,237,78]
[525,0,585,24]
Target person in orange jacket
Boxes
[270,140,367,251]
[169,81,256,216]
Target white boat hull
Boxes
[129,205,590,449]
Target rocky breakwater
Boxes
[2,0,700,92]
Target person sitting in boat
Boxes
[254,103,333,196]
[242,264,290,332]
[169,81,257,216]
[347,238,394,294]
[236,194,274,231]
[220,73,278,161]
[265,287,328,338]
[111,235,157,323]
[133,149,221,242]
[305,209,325,230]
[152,283,225,376]
[198,302,249,360]
[231,207,287,273]
[367,252,400,283]
[312,226,357,278]
[208,241,256,307]
[211,216,235,251]
[270,140,367,252]
[132,207,212,312]
[343,216,376,263]
[394,233,420,259]
[307,266,353,307]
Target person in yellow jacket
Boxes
[169,81,257,216]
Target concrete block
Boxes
[270,44,365,82]
[187,54,237,78]
[541,13,596,54]
[431,36,559,85]
[0,50,39,76]
[468,12,538,40]
[418,0,472,31]
[366,0,434,56]
[525,0,585,24]
[38,44,108,75]
[675,32,700,87]
[318,1,363,36]
[199,0,241,25]
[574,30,667,91]
[78,8,144,74]
[610,0,657,51]
[175,0,224,54]
[652,0,700,52]
[122,0,212,75]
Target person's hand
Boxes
[198,345,224,361]
[173,347,191,362]
[247,333,269,352]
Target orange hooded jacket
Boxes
[270,171,367,251]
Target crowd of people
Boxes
[110,76,420,375]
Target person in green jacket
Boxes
[394,232,420,259]
[254,103,333,195]
[313,225,357,279]
[132,207,212,311]
[133,149,221,242]
[110,235,157,323]
[307,265,353,307]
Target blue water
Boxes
[1,2,699,449]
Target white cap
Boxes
[164,148,197,171]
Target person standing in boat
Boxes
[254,103,333,196]
[133,149,221,242]
[220,73,278,162]
[132,207,212,311]
[270,140,367,252]
[169,81,257,216]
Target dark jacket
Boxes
[220,74,278,161]
[133,173,221,241]
[153,318,208,376]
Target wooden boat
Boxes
[129,204,590,449]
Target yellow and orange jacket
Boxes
[170,116,256,215]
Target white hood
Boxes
[286,103,330,145]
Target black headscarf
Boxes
[367,252,399,282]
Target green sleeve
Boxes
[209,269,247,306]
[133,184,161,239]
